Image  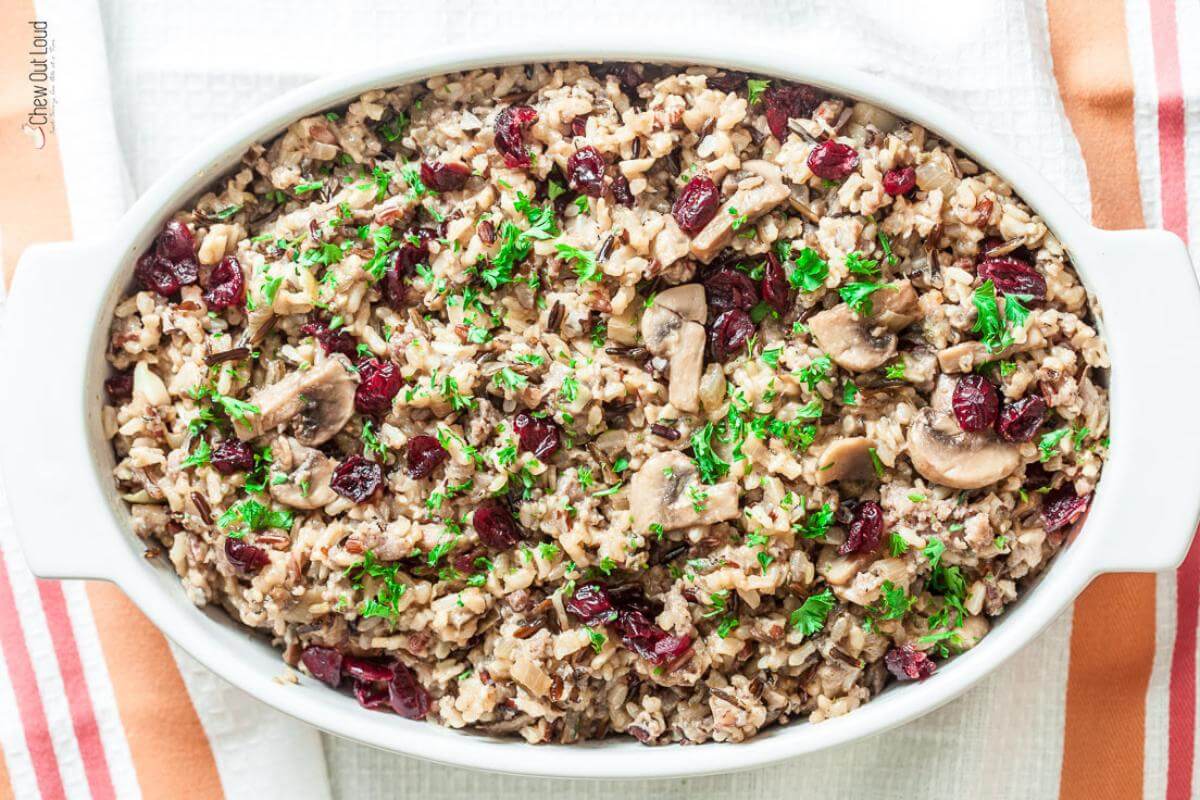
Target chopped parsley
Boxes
[796,354,832,391]
[556,243,601,283]
[181,438,211,469]
[844,251,880,277]
[492,367,528,391]
[746,78,771,105]
[344,550,408,621]
[790,588,835,636]
[843,381,859,405]
[787,246,829,293]
[690,422,729,483]
[839,281,894,316]
[971,280,1030,353]
[218,498,294,536]
[797,503,834,539]
[1038,427,1071,462]
[885,359,906,380]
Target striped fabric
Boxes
[0,1,1196,797]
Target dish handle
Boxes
[1,241,124,583]
[1078,228,1200,574]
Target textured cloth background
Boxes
[0,0,1195,797]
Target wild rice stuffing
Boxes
[103,62,1110,744]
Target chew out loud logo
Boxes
[24,20,53,150]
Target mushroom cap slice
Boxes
[667,322,706,413]
[238,354,359,446]
[641,303,686,355]
[816,436,878,485]
[689,160,790,263]
[640,304,706,413]
[654,284,708,324]
[268,437,337,509]
[630,451,739,532]
[906,407,1020,489]
[872,279,919,332]
[809,304,898,373]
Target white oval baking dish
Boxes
[3,41,1199,779]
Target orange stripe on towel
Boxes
[86,584,224,800]
[0,750,12,800]
[1046,2,1158,799]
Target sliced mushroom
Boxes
[237,354,358,446]
[906,384,1020,490]
[653,283,707,324]
[689,160,790,263]
[816,436,877,485]
[630,451,739,532]
[871,279,919,331]
[808,280,919,373]
[641,292,707,413]
[809,304,898,372]
[269,437,337,509]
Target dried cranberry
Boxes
[342,656,394,683]
[301,646,343,688]
[882,166,917,197]
[760,252,791,314]
[672,174,720,235]
[807,140,860,181]
[494,105,538,168]
[299,320,356,358]
[996,395,1047,443]
[104,372,133,402]
[609,174,634,206]
[353,679,390,710]
[202,256,246,310]
[608,584,658,617]
[157,220,196,262]
[1041,485,1091,533]
[570,115,589,137]
[387,663,431,719]
[704,268,759,313]
[354,358,402,415]
[709,309,755,361]
[473,499,524,550]
[330,455,383,503]
[419,160,471,192]
[135,221,199,296]
[762,84,824,140]
[978,257,1047,300]
[839,501,885,555]
[885,645,936,681]
[952,375,1000,432]
[614,609,692,665]
[513,412,561,460]
[225,537,271,574]
[565,583,617,625]
[211,438,256,475]
[567,146,607,197]
[406,435,448,479]
[383,230,434,307]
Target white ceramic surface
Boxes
[3,40,1199,779]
